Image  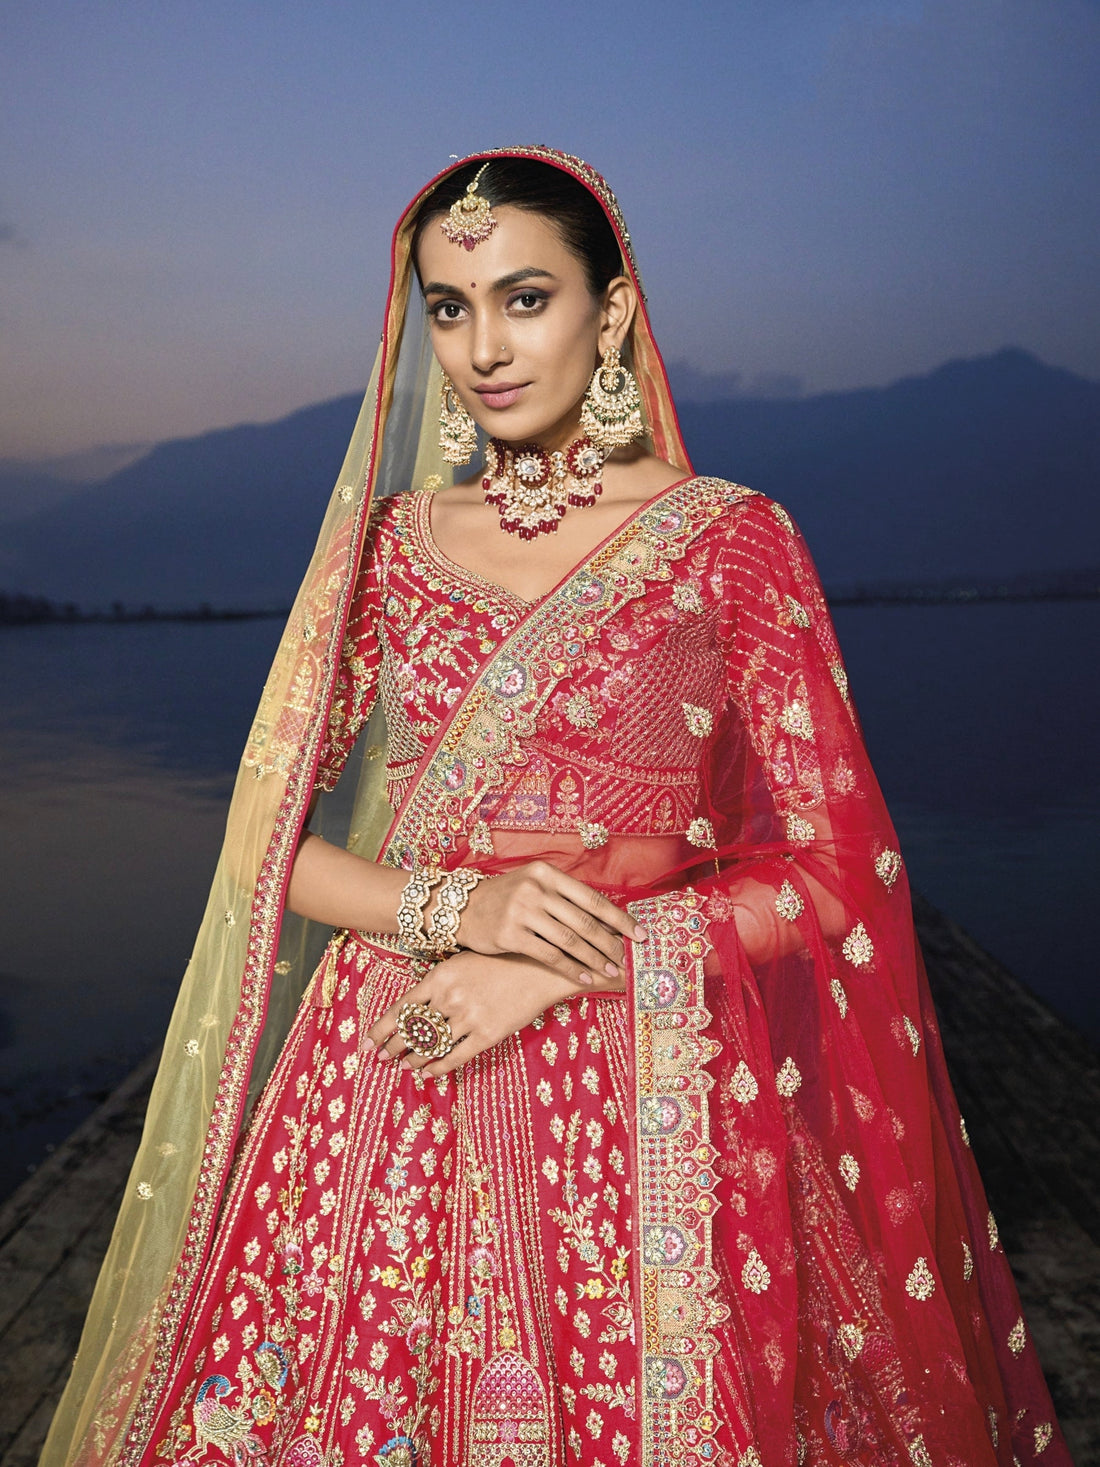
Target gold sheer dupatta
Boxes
[42,146,690,1467]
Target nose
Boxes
[471,314,510,375]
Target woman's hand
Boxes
[456,860,645,984]
[364,949,625,1078]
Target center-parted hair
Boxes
[412,157,625,298]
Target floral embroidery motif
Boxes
[902,1015,920,1055]
[838,1154,860,1191]
[960,1114,971,1147]
[1035,1422,1053,1452]
[988,1210,1000,1250]
[775,1057,802,1098]
[784,594,810,628]
[775,880,804,922]
[580,822,610,849]
[672,580,704,613]
[686,817,715,848]
[741,1249,771,1294]
[778,700,814,741]
[786,813,815,845]
[905,1257,936,1301]
[838,1323,864,1360]
[830,978,849,1018]
[842,922,874,967]
[726,1061,757,1107]
[875,848,902,888]
[564,693,600,729]
[831,662,850,703]
[681,702,713,737]
[1007,1317,1027,1355]
[962,1240,974,1280]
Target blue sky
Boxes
[2,0,1098,458]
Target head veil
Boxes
[43,146,691,1467]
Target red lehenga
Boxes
[132,481,1067,1467]
[43,146,1070,1467]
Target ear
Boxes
[598,276,637,353]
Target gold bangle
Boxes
[396,868,443,953]
[424,868,486,957]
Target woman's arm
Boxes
[287,833,645,984]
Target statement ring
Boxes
[396,1000,455,1059]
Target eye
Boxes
[508,289,548,314]
[429,299,467,324]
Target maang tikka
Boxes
[440,162,498,251]
[439,373,478,465]
[580,344,644,452]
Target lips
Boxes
[473,382,527,411]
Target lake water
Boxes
[1,602,1097,1200]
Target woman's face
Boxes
[416,204,633,453]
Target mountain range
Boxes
[2,348,1097,610]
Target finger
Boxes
[530,907,627,979]
[518,931,600,986]
[542,897,629,970]
[422,1034,477,1079]
[551,874,647,940]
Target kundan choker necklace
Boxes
[483,435,609,540]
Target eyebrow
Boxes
[421,266,559,297]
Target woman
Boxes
[44,149,1068,1467]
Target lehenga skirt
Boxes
[140,932,647,1467]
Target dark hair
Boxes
[411,157,624,297]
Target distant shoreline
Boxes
[3,581,1099,628]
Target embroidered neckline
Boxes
[407,489,534,612]
[411,476,704,614]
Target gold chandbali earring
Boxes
[439,372,478,465]
[579,344,644,452]
[440,162,498,251]
[483,436,608,540]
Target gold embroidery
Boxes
[628,889,727,1465]
[838,1154,860,1191]
[842,921,874,967]
[580,822,610,849]
[905,1257,935,1301]
[830,978,849,1018]
[770,502,795,534]
[741,1249,771,1294]
[470,819,495,855]
[564,693,600,729]
[784,594,810,628]
[686,817,715,847]
[908,1438,933,1467]
[831,662,850,703]
[902,1015,920,1055]
[988,1406,999,1447]
[875,848,902,888]
[1034,1422,1053,1452]
[838,1322,864,1359]
[1007,1317,1027,1355]
[775,880,804,921]
[682,702,713,737]
[672,579,704,614]
[988,1210,1000,1250]
[960,1114,971,1147]
[135,1182,153,1200]
[962,1240,973,1280]
[729,1061,758,1106]
[739,1447,763,1467]
[775,1057,802,1097]
[786,813,815,845]
[778,699,814,741]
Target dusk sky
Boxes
[2,0,1098,462]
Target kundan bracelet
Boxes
[425,867,486,956]
[396,866,488,958]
